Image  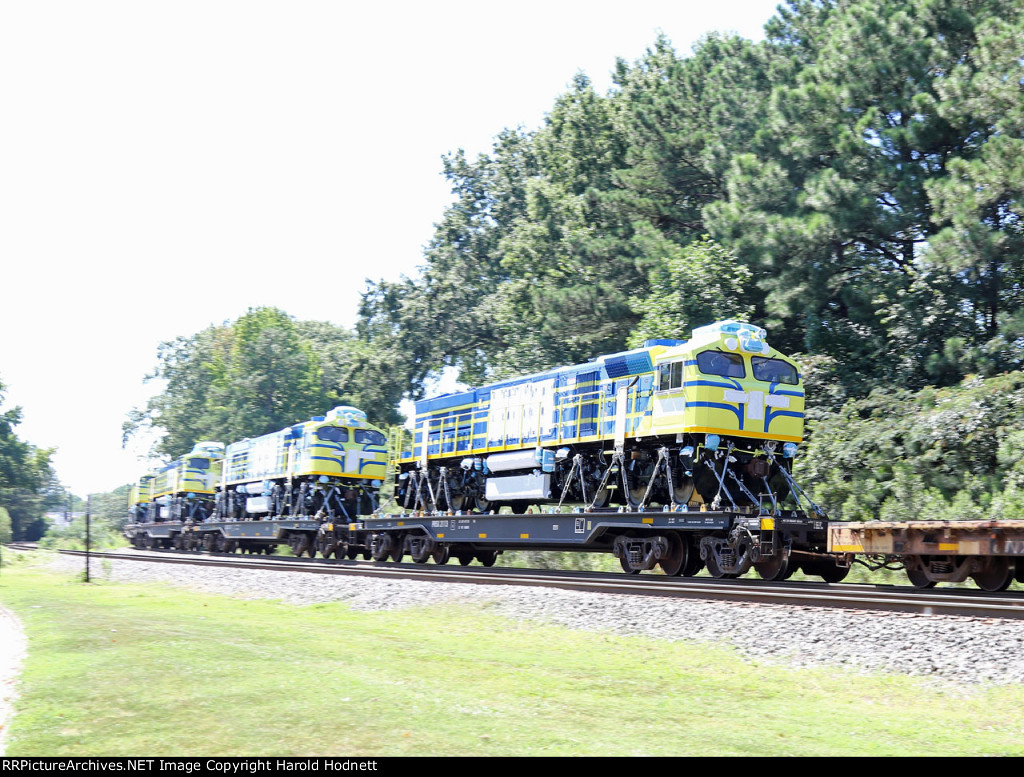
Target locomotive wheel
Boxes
[754,553,796,582]
[472,493,492,513]
[671,477,695,507]
[589,485,611,509]
[333,542,349,560]
[475,550,497,567]
[623,461,653,508]
[972,557,1013,592]
[658,534,689,577]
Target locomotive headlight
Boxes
[783,442,798,458]
[725,337,738,351]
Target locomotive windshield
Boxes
[751,356,799,385]
[316,426,349,443]
[187,458,210,469]
[355,429,386,445]
[696,350,745,379]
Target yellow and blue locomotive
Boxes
[394,321,807,514]
[218,405,388,521]
[129,441,225,523]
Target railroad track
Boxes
[56,547,1024,620]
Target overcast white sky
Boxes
[0,0,781,497]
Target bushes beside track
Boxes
[802,371,1024,522]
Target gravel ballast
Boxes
[47,554,1024,687]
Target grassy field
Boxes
[1,553,1023,756]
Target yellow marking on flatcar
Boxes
[326,524,333,531]
[478,533,487,538]
[397,521,405,526]
[760,517,775,531]
[642,517,654,524]
[830,544,865,552]
[520,533,530,539]
[937,543,959,551]
[438,533,445,538]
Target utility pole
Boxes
[85,494,91,583]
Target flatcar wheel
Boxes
[972,557,1013,592]
[389,534,406,562]
[408,536,432,564]
[905,565,937,589]
[681,550,705,577]
[704,551,739,579]
[803,557,850,583]
[370,534,392,562]
[658,534,688,577]
[618,553,641,575]
[333,542,349,560]
[475,550,497,567]
[431,545,450,565]
[1016,558,1024,584]
[754,553,795,582]
[456,550,474,566]
[347,546,360,560]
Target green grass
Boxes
[2,555,1024,756]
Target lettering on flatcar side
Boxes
[1004,540,1024,554]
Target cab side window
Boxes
[657,361,684,391]
[696,350,745,378]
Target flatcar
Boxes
[123,322,1024,592]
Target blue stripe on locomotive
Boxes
[410,348,659,459]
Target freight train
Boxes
[125,320,1024,592]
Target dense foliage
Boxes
[123,307,405,459]
[0,376,61,541]
[115,0,1024,522]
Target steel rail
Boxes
[56,548,1024,620]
